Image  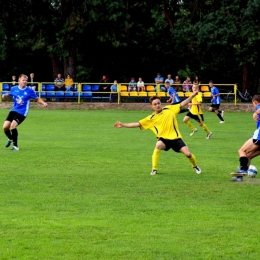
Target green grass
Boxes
[0,108,260,259]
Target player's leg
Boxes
[9,113,25,150]
[183,113,197,136]
[197,115,212,139]
[3,120,12,147]
[150,140,166,175]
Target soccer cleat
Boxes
[5,139,12,148]
[150,170,157,175]
[193,166,201,174]
[230,169,247,177]
[231,176,243,182]
[220,121,225,124]
[206,132,213,139]
[10,146,19,151]
[190,128,198,136]
[221,111,224,118]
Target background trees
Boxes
[0,0,259,92]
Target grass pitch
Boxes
[0,108,260,259]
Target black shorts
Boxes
[210,104,220,110]
[186,112,204,122]
[159,138,186,152]
[253,139,260,150]
[5,111,26,125]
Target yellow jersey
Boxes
[190,93,203,115]
[139,104,182,140]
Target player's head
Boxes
[149,96,162,112]
[252,95,260,106]
[209,80,214,87]
[18,74,28,88]
[192,84,199,92]
[165,82,170,88]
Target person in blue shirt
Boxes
[208,80,225,123]
[230,94,260,181]
[154,73,166,92]
[128,78,137,91]
[166,82,180,104]
[2,74,48,151]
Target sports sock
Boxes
[11,128,18,147]
[4,129,12,140]
[201,123,210,134]
[185,121,195,130]
[152,148,160,170]
[188,153,197,167]
[217,112,224,121]
[239,156,249,171]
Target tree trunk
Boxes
[242,58,249,92]
[63,48,76,81]
[51,56,63,80]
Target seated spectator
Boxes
[193,75,201,85]
[154,73,166,92]
[165,74,174,85]
[137,77,145,92]
[182,77,192,92]
[54,73,65,91]
[10,75,17,88]
[65,74,74,92]
[110,80,118,102]
[128,77,137,91]
[28,73,38,91]
[99,75,109,92]
[174,75,182,91]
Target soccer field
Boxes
[0,108,260,259]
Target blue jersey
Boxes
[168,86,180,103]
[252,104,260,140]
[211,86,221,104]
[9,86,38,116]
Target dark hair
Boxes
[252,95,260,103]
[209,80,214,83]
[149,96,161,104]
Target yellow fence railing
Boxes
[0,82,239,105]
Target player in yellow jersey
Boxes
[183,84,212,139]
[114,93,201,175]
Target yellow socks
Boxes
[152,148,160,170]
[201,123,210,134]
[185,121,195,130]
[188,153,197,167]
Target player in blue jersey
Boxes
[166,82,181,104]
[208,80,225,123]
[2,74,47,150]
[230,94,260,181]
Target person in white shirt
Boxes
[137,77,145,92]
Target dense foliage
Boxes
[0,0,260,91]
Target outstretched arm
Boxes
[114,121,140,128]
[37,97,48,107]
[180,91,198,108]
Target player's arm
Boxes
[37,97,48,107]
[114,121,140,128]
[2,93,10,99]
[253,108,260,121]
[180,91,198,108]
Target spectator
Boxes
[137,77,145,92]
[28,73,38,91]
[11,75,17,88]
[165,74,174,85]
[110,80,118,102]
[99,75,109,92]
[182,77,192,92]
[154,73,165,92]
[65,74,74,92]
[174,75,182,91]
[193,75,201,85]
[54,73,65,91]
[128,77,137,91]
